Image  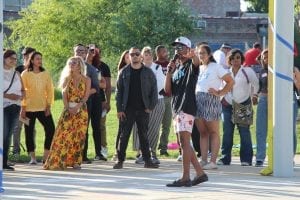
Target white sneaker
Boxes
[177,155,182,162]
[101,146,108,158]
[135,155,144,164]
[199,160,208,167]
[203,162,218,170]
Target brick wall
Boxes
[183,0,240,17]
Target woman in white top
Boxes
[194,44,234,170]
[3,50,24,171]
[133,46,166,164]
[218,49,259,166]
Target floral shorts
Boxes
[173,111,194,133]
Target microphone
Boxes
[171,54,179,62]
[167,54,179,74]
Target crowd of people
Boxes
[2,36,299,187]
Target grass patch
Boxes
[10,94,300,162]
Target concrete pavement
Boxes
[1,156,300,200]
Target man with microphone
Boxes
[165,36,208,187]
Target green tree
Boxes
[6,0,193,79]
[245,0,268,13]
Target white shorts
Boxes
[173,111,194,133]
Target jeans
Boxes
[293,94,298,155]
[3,104,21,166]
[256,96,268,162]
[117,108,151,162]
[220,103,253,164]
[158,96,172,152]
[83,93,102,158]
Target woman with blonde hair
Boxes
[44,56,91,170]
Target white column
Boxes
[0,0,4,192]
[273,0,294,177]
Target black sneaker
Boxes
[113,161,123,169]
[255,161,264,167]
[160,151,169,156]
[166,179,192,187]
[192,173,208,186]
[144,161,159,168]
[3,165,15,171]
[82,158,92,164]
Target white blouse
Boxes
[3,69,22,108]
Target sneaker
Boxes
[217,159,230,166]
[3,165,15,171]
[94,155,107,161]
[160,150,169,156]
[29,159,37,165]
[177,155,182,162]
[166,179,192,187]
[241,162,251,166]
[73,164,81,170]
[111,153,118,161]
[101,146,108,158]
[144,161,159,168]
[82,158,92,164]
[203,162,218,170]
[199,160,208,167]
[135,155,145,164]
[255,161,264,167]
[192,173,208,186]
[151,156,160,164]
[113,161,123,169]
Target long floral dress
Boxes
[44,77,88,170]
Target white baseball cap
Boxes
[171,36,191,48]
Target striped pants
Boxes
[132,98,165,155]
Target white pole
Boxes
[0,0,4,192]
[273,0,294,177]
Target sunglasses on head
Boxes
[129,52,141,57]
[68,60,78,65]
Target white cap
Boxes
[171,36,191,48]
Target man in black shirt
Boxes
[114,47,159,169]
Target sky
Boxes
[240,0,249,12]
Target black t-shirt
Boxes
[15,65,25,74]
[171,59,199,116]
[127,67,145,110]
[99,61,111,78]
[258,68,268,94]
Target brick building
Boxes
[183,0,268,51]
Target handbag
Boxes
[231,97,253,127]
[4,70,17,94]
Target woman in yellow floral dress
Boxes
[44,56,91,170]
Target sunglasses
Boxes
[174,44,185,51]
[68,60,78,65]
[129,52,141,57]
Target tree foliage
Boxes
[6,0,193,79]
[244,0,268,13]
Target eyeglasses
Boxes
[9,57,17,61]
[231,56,241,60]
[68,60,78,65]
[129,52,141,57]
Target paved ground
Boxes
[1,156,300,200]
